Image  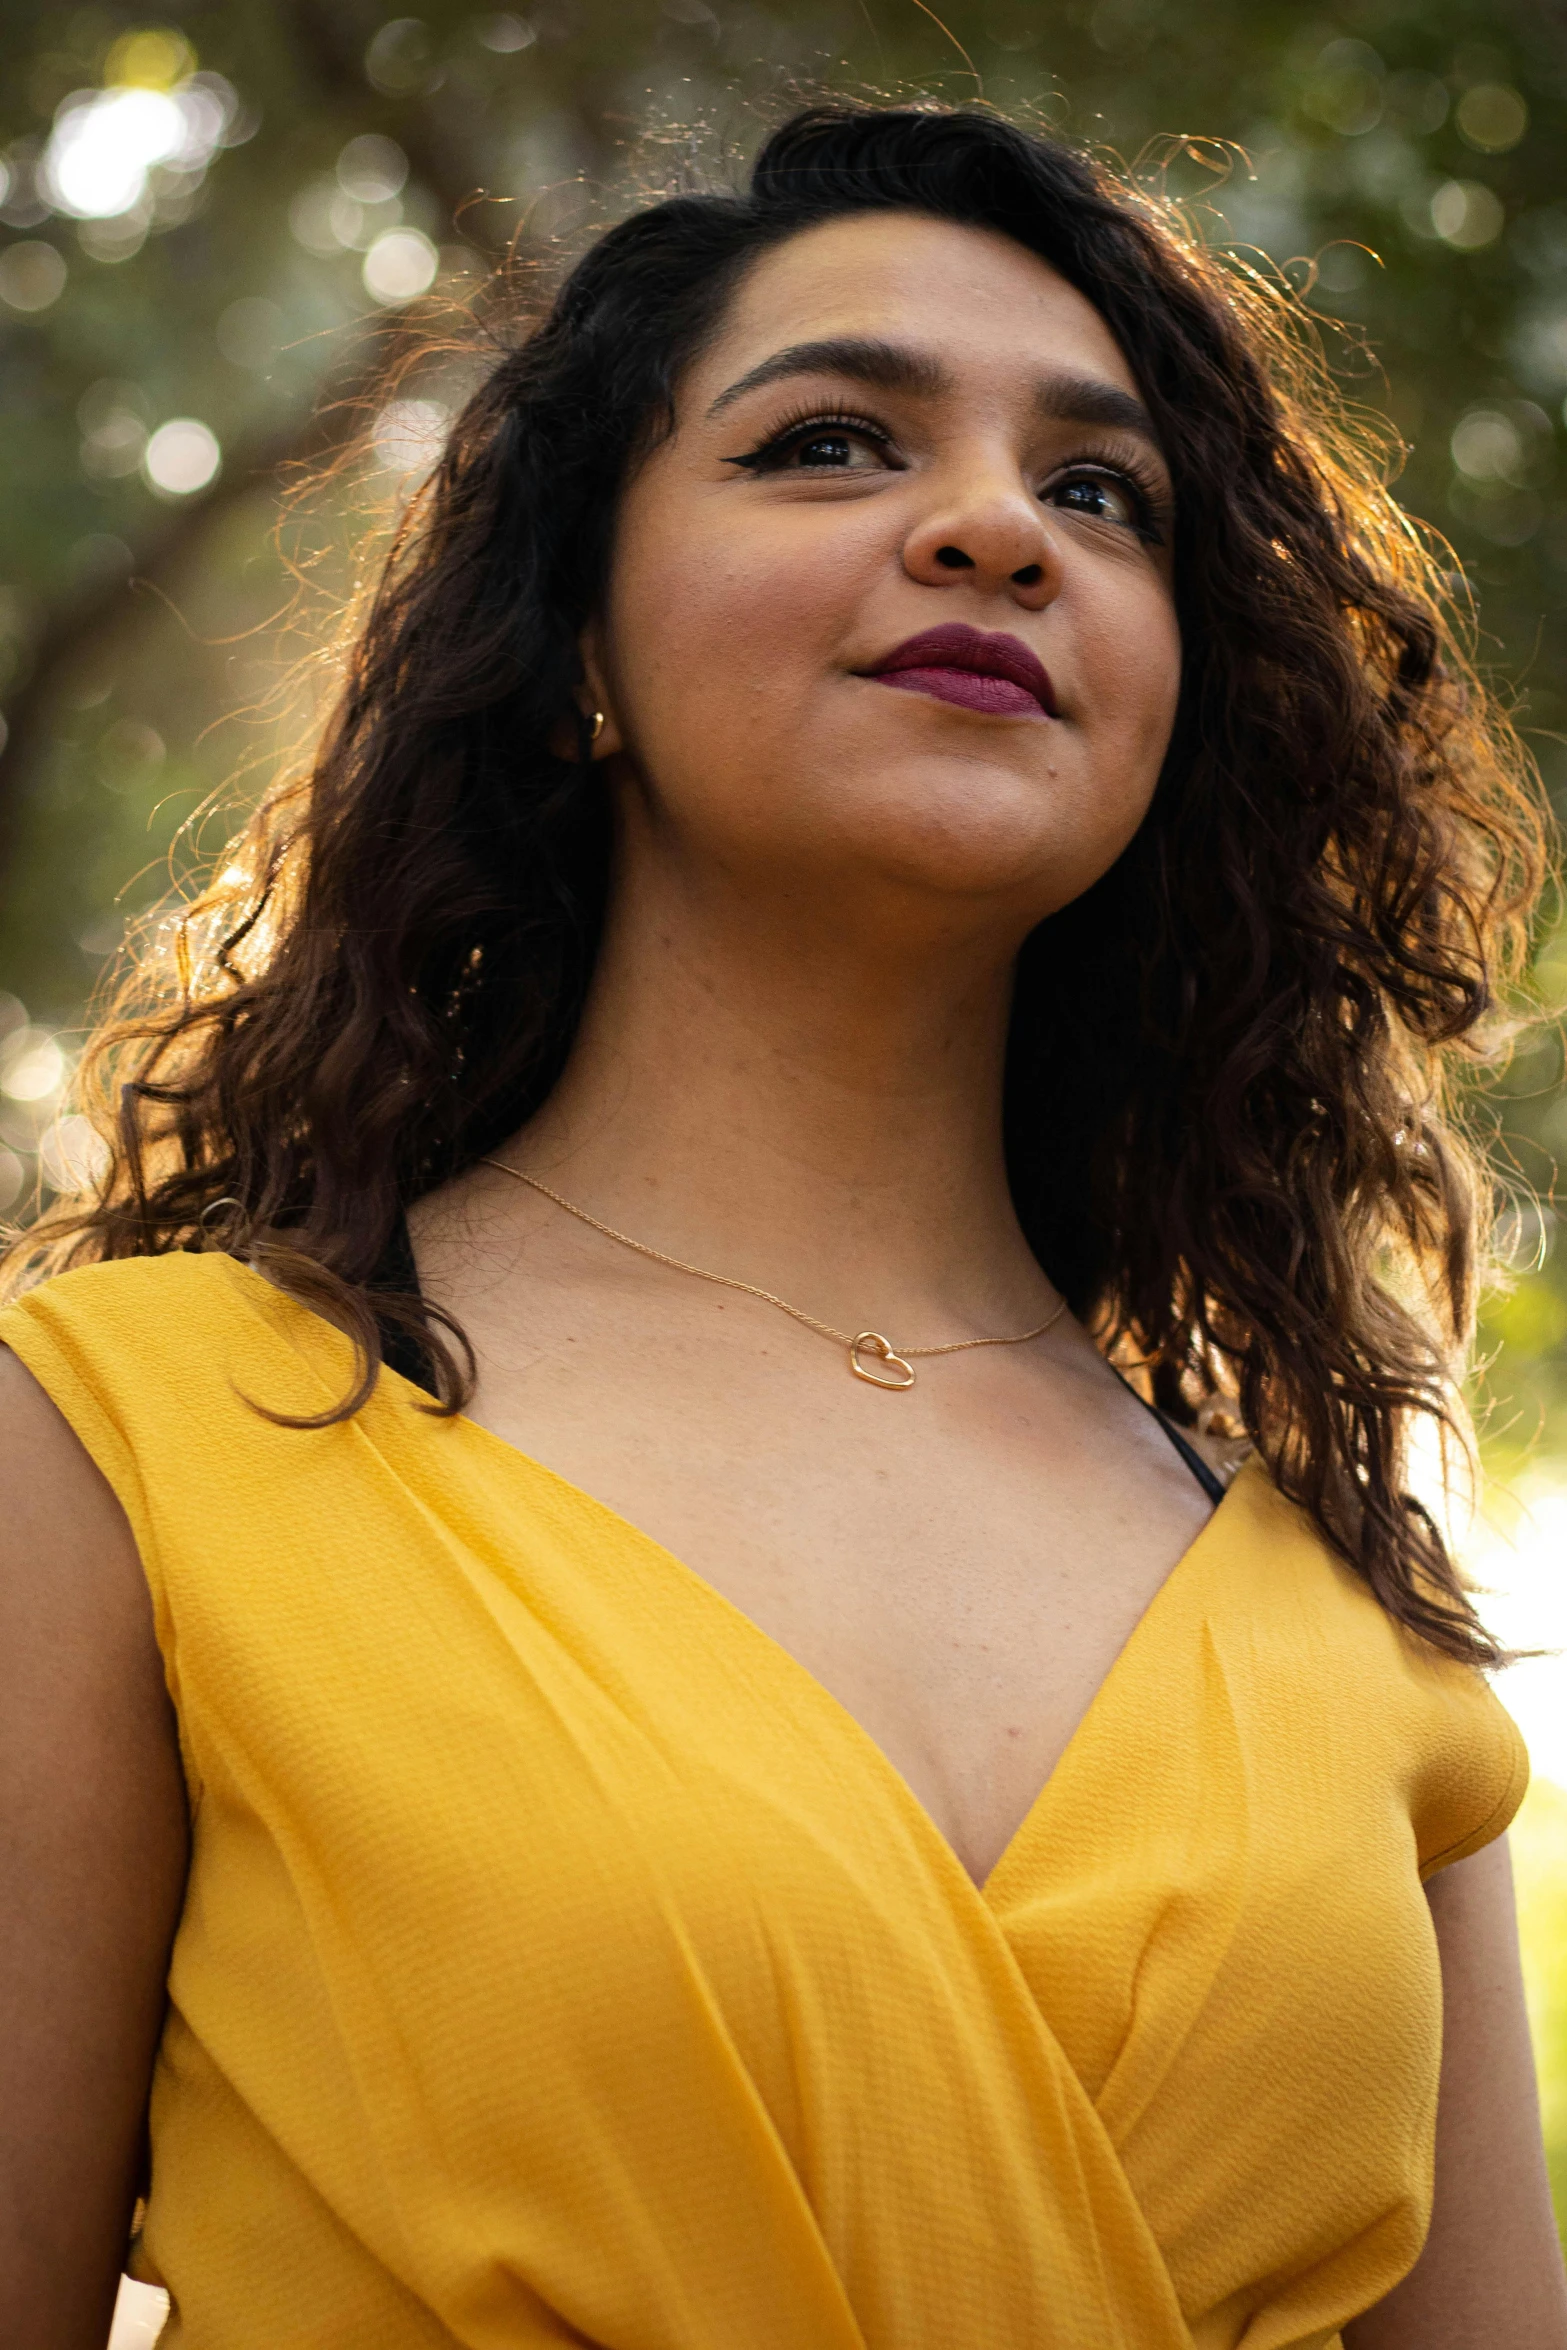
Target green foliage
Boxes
[1487,1279,1567,1362]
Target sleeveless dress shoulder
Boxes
[0,1252,1528,2350]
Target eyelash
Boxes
[1055,441,1170,545]
[724,405,897,471]
[725,409,1170,544]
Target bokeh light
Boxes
[40,70,239,223]
[1453,408,1530,482]
[364,18,440,97]
[290,177,357,255]
[362,227,438,304]
[96,718,166,791]
[337,134,408,204]
[475,14,536,51]
[0,242,66,312]
[103,29,198,91]
[372,398,451,476]
[1383,67,1449,134]
[38,1114,110,1195]
[142,418,221,496]
[1429,179,1506,249]
[1456,82,1529,153]
[44,88,183,218]
[1302,38,1385,138]
[79,380,150,479]
[0,1030,64,1103]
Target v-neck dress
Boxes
[1,1253,1527,2350]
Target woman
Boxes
[1,99,1563,2349]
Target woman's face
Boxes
[589,210,1181,941]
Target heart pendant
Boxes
[849,1331,916,1389]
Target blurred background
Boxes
[2,0,1565,2328]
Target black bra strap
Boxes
[372,1213,440,1397]
[1147,1409,1227,1506]
[1110,1362,1226,1506]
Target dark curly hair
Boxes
[7,102,1548,1666]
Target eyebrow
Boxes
[1033,371,1158,443]
[705,336,946,419]
[705,335,1161,450]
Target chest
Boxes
[447,1279,1213,1884]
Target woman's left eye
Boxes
[1046,468,1160,537]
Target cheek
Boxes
[604,498,845,762]
[1076,576,1181,795]
[1033,583,1180,901]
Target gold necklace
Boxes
[479,1159,1068,1389]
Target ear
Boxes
[547,623,621,762]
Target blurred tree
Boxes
[1,0,1565,1449]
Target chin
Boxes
[818,758,1110,908]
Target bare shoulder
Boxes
[0,1342,190,2345]
[0,1336,179,1788]
[0,1337,127,1528]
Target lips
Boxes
[862,623,1056,720]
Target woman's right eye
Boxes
[725,416,896,475]
[789,430,869,469]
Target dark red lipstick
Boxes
[862,623,1056,720]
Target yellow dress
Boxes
[1,1253,1527,2350]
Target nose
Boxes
[901,463,1061,609]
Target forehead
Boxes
[689,210,1142,403]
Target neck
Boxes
[508,845,1054,1339]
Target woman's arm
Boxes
[1344,1833,1567,2350]
[0,1348,189,2349]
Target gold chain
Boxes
[478,1159,1067,1390]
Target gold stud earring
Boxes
[589,709,606,745]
